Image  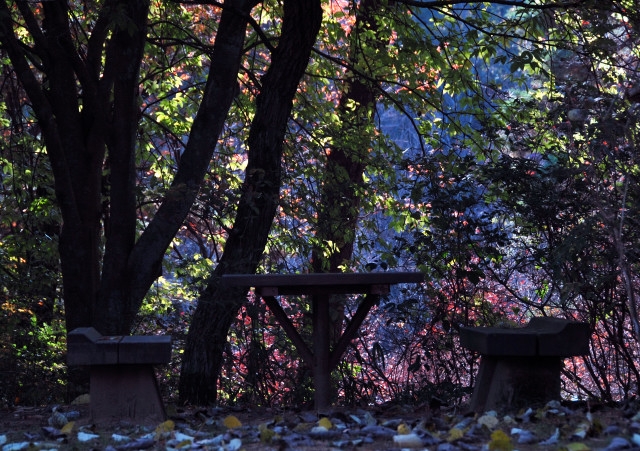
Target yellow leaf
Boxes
[259,427,276,443]
[318,417,332,429]
[293,422,313,432]
[155,419,175,439]
[448,427,464,442]
[489,429,513,451]
[397,423,412,435]
[223,415,242,429]
[562,443,591,451]
[60,421,75,434]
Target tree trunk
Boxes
[94,0,151,334]
[179,0,323,405]
[104,0,258,335]
[0,0,114,332]
[311,0,388,335]
[0,0,254,337]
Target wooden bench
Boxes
[67,327,172,422]
[460,317,590,412]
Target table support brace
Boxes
[263,295,314,366]
[329,294,379,370]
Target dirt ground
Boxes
[1,400,638,450]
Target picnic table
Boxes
[222,271,424,409]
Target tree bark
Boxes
[311,0,388,334]
[179,0,323,405]
[103,0,258,335]
[94,0,151,334]
[0,0,149,330]
[0,0,259,338]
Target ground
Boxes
[1,399,639,450]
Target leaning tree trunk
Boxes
[179,0,323,405]
[311,0,390,337]
[108,0,258,336]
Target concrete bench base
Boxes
[90,364,166,422]
[67,327,171,423]
[470,356,561,411]
[461,317,590,412]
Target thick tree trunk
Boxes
[179,0,323,405]
[0,0,260,337]
[0,0,109,332]
[105,0,257,335]
[94,0,150,335]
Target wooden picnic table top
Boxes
[222,271,424,296]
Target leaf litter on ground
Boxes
[3,399,640,450]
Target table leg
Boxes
[313,294,331,410]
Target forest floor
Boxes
[1,398,639,450]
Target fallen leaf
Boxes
[562,442,591,451]
[77,431,100,442]
[572,421,591,439]
[478,413,500,430]
[393,432,423,448]
[226,437,242,450]
[489,429,513,451]
[318,417,332,429]
[511,427,536,444]
[1,441,31,451]
[60,421,75,434]
[194,434,225,446]
[602,437,632,451]
[155,419,175,439]
[309,425,330,434]
[172,431,194,443]
[223,415,242,429]
[539,427,560,446]
[48,410,67,429]
[447,427,464,442]
[259,424,277,444]
[111,433,130,442]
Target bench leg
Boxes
[90,364,166,422]
[470,356,562,412]
[313,294,332,410]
